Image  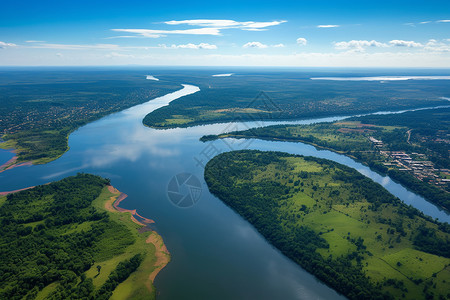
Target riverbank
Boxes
[101,185,170,299]
[0,142,33,173]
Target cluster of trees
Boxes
[387,169,450,210]
[413,226,450,258]
[0,173,137,299]
[95,254,143,300]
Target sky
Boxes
[0,0,449,67]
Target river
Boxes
[0,83,448,300]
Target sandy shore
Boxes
[0,186,35,196]
[146,232,170,292]
[0,155,32,173]
[106,185,155,225]
[105,185,170,292]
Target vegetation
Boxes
[205,150,450,300]
[0,173,165,299]
[0,70,179,166]
[143,72,450,128]
[205,108,450,211]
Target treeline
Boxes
[95,254,143,300]
[0,173,138,299]
[387,169,450,211]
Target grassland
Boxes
[205,150,450,300]
[0,174,169,300]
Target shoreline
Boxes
[105,185,170,294]
[0,185,35,196]
[106,186,155,225]
[0,146,33,173]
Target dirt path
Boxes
[406,129,412,144]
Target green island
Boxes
[205,150,450,300]
[0,173,169,300]
[143,73,450,129]
[0,70,179,169]
[203,108,450,211]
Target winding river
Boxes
[0,83,448,300]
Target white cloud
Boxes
[31,43,122,50]
[112,19,286,38]
[437,20,450,23]
[112,28,221,38]
[335,38,449,52]
[160,43,217,50]
[3,50,450,67]
[424,39,450,52]
[334,40,388,52]
[419,21,432,24]
[389,40,423,47]
[104,35,140,39]
[0,41,17,49]
[164,19,286,31]
[296,38,307,46]
[243,42,268,48]
[25,40,45,43]
[28,42,217,51]
[165,19,240,27]
[273,44,285,48]
[106,52,135,58]
[317,25,340,28]
[241,21,287,31]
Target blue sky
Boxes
[1,0,449,66]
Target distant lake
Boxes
[311,75,450,81]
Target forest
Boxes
[0,70,179,165]
[205,150,450,300]
[143,73,450,129]
[204,108,450,211]
[0,173,159,300]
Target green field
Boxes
[205,150,450,300]
[0,174,167,300]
